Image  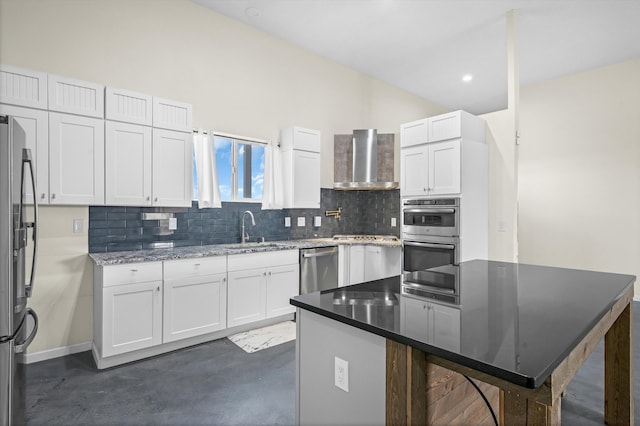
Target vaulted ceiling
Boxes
[193,0,640,114]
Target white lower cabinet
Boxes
[266,263,299,318]
[340,245,402,286]
[227,250,299,327]
[227,268,267,328]
[94,250,299,368]
[163,257,227,343]
[401,295,461,352]
[94,262,163,358]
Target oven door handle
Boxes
[403,241,456,250]
[403,208,456,214]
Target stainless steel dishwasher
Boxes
[299,246,338,294]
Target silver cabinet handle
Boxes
[222,277,227,283]
[268,271,272,276]
[51,193,56,199]
[156,286,160,292]
[41,193,45,199]
[146,196,150,201]
[194,263,200,267]
[154,197,158,202]
[130,269,138,273]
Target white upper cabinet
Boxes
[0,104,49,204]
[49,112,104,205]
[400,111,486,198]
[280,126,321,209]
[105,87,153,126]
[401,140,461,197]
[152,128,193,207]
[428,140,461,196]
[0,64,48,109]
[280,126,321,152]
[400,118,429,148]
[105,121,152,206]
[428,110,485,143]
[48,74,104,118]
[152,97,192,132]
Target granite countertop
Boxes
[89,237,400,266]
[290,259,636,389]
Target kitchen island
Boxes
[291,260,635,425]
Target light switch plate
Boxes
[391,217,397,227]
[297,217,305,227]
[314,216,321,227]
[73,219,84,233]
[284,217,291,227]
[168,217,177,230]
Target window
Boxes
[193,134,265,202]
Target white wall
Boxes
[0,0,444,354]
[519,59,640,296]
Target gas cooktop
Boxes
[332,234,398,241]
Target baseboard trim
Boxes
[26,341,92,364]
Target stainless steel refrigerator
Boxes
[0,115,39,425]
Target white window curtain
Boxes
[193,131,222,208]
[261,142,283,210]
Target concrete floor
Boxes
[26,301,639,425]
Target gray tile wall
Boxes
[88,189,400,253]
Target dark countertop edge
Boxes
[290,296,534,388]
[290,275,636,390]
[89,238,400,266]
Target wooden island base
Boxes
[386,287,634,425]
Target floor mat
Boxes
[228,321,296,353]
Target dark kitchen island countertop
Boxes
[291,259,635,425]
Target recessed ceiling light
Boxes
[462,74,473,83]
[245,7,260,18]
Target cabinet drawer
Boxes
[102,262,163,287]
[227,250,298,272]
[163,256,226,280]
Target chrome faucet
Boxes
[241,210,256,243]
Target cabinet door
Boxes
[428,140,461,195]
[380,246,402,279]
[364,246,383,282]
[227,269,266,327]
[102,281,162,357]
[292,150,320,208]
[266,264,299,318]
[428,111,461,142]
[0,64,48,109]
[348,245,366,285]
[49,112,104,205]
[48,74,104,118]
[105,121,152,206]
[0,104,49,204]
[152,128,193,207]
[400,145,429,197]
[400,118,429,148]
[163,273,227,343]
[401,296,430,342]
[431,303,461,352]
[153,97,192,132]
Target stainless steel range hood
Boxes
[333,129,398,190]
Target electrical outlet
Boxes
[284,217,291,227]
[314,216,321,227]
[391,217,397,227]
[168,217,177,230]
[297,217,306,227]
[334,356,349,392]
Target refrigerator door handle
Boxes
[15,308,38,354]
[21,148,38,298]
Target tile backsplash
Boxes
[89,189,400,253]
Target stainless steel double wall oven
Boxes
[401,198,460,297]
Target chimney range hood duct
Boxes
[334,129,398,190]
